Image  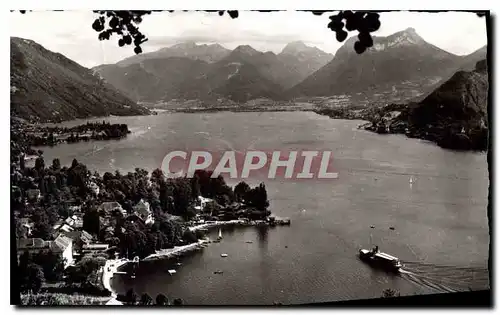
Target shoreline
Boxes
[102,259,129,305]
[100,218,287,303]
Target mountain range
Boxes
[93,28,486,104]
[10,37,149,122]
[288,28,487,100]
[93,41,334,103]
[10,28,487,122]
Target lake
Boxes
[39,111,490,305]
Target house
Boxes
[133,199,154,224]
[89,182,100,196]
[17,238,50,257]
[197,196,213,211]
[18,217,34,237]
[68,205,82,214]
[17,236,73,269]
[81,243,109,254]
[49,235,74,268]
[64,214,83,229]
[26,189,41,202]
[61,230,93,250]
[52,221,74,238]
[99,201,127,217]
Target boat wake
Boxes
[398,261,489,293]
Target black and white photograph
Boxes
[9,8,491,306]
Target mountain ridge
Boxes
[10,37,149,122]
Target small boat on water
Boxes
[168,269,177,275]
[221,253,228,258]
[359,246,402,272]
[217,229,223,240]
[214,270,224,274]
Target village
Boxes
[13,125,289,304]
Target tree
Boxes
[139,293,153,305]
[34,250,65,282]
[382,288,400,298]
[125,288,138,305]
[83,209,101,237]
[182,229,198,244]
[31,211,52,240]
[245,183,269,210]
[173,298,184,306]
[234,181,251,202]
[19,154,25,171]
[51,158,61,171]
[35,156,45,172]
[24,264,45,293]
[155,293,168,306]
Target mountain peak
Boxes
[171,41,198,49]
[386,27,423,44]
[281,41,311,54]
[233,45,259,56]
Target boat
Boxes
[217,229,223,240]
[359,246,402,272]
[213,270,224,274]
[168,269,177,275]
[221,253,228,257]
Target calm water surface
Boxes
[39,112,490,305]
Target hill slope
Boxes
[10,37,149,122]
[364,60,489,150]
[278,41,333,87]
[94,57,211,102]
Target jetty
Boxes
[142,239,210,262]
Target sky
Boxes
[10,11,488,68]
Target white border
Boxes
[2,0,498,314]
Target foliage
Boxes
[173,298,184,305]
[125,288,138,305]
[155,293,168,306]
[382,288,400,298]
[20,293,108,305]
[18,250,65,292]
[65,255,107,288]
[139,293,153,305]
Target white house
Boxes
[50,235,74,268]
[89,182,100,196]
[197,196,213,212]
[17,235,74,269]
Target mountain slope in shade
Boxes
[10,37,149,122]
[277,41,333,87]
[288,28,464,100]
[174,54,284,102]
[368,60,489,150]
[459,45,487,71]
[94,57,211,102]
[117,41,231,67]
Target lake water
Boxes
[39,112,490,305]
